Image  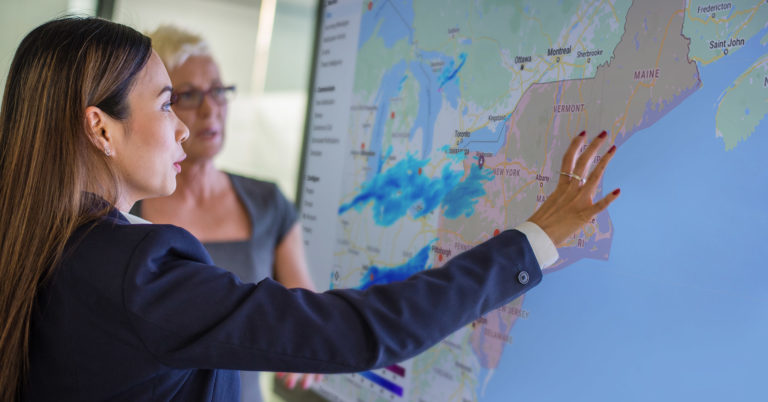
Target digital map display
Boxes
[298,1,768,400]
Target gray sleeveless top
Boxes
[130,173,297,402]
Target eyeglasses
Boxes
[171,85,236,109]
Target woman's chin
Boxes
[151,182,177,199]
[165,182,178,196]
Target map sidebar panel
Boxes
[298,0,768,401]
[300,0,363,289]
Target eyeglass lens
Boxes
[173,86,235,109]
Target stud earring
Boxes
[104,146,112,157]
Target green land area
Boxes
[683,0,768,65]
[715,55,768,150]
[411,0,630,108]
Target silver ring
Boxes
[560,171,585,185]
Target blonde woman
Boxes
[130,26,319,399]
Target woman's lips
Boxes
[174,155,186,173]
[196,128,220,140]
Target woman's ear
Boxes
[84,106,116,157]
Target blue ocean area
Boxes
[357,0,414,49]
[338,153,493,226]
[479,25,768,402]
[358,241,435,290]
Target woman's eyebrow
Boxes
[157,86,173,97]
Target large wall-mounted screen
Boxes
[297,1,768,400]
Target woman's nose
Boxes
[177,117,190,143]
[197,93,218,118]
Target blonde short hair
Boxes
[145,25,211,71]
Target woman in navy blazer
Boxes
[0,17,619,401]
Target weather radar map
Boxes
[298,0,768,400]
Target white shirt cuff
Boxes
[514,221,559,269]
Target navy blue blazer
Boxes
[25,209,542,401]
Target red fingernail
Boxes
[608,145,616,153]
[578,131,586,137]
[612,188,621,196]
[598,131,607,138]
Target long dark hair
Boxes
[0,17,151,400]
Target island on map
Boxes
[715,55,768,149]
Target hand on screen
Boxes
[527,131,619,246]
[276,372,324,390]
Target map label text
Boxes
[709,37,745,50]
[431,245,452,258]
[448,148,469,155]
[633,68,660,80]
[455,130,470,138]
[696,2,732,14]
[514,55,532,64]
[488,114,506,121]
[577,49,604,58]
[554,103,585,113]
[547,45,572,56]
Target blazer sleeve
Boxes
[122,225,542,373]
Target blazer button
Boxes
[517,271,529,285]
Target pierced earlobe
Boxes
[104,146,112,157]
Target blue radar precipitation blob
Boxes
[438,52,467,90]
[442,164,493,218]
[338,150,494,226]
[358,241,435,290]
